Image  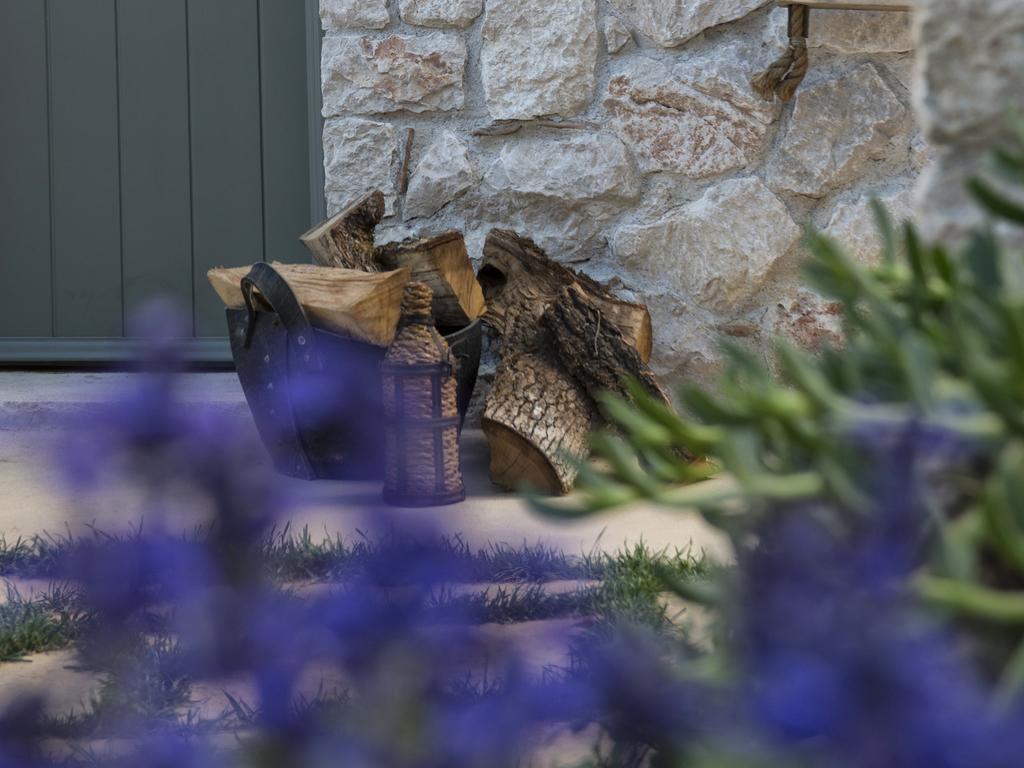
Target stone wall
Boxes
[913,0,1024,245]
[320,0,922,385]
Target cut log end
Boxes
[375,231,485,328]
[207,262,410,347]
[481,420,566,496]
[482,352,593,496]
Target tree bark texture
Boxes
[300,190,385,272]
[481,350,594,495]
[478,230,653,360]
[543,283,671,407]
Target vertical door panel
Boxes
[49,0,123,337]
[0,0,314,354]
[259,0,311,265]
[0,0,53,336]
[188,0,264,338]
[118,0,193,330]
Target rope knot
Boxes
[750,4,811,104]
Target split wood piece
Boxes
[478,230,653,362]
[207,262,411,347]
[542,283,671,408]
[482,351,595,496]
[375,232,486,328]
[299,190,385,271]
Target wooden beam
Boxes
[778,0,914,10]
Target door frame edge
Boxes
[305,0,326,227]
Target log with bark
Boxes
[208,262,410,347]
[299,190,385,271]
[478,230,653,360]
[478,230,665,495]
[542,283,671,407]
[375,232,486,328]
[482,350,594,495]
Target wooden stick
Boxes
[398,128,415,194]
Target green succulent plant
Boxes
[537,120,1024,684]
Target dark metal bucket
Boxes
[227,263,481,481]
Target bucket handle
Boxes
[240,263,321,369]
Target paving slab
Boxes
[0,649,103,715]
[0,372,730,562]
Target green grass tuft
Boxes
[44,633,192,738]
[0,582,89,661]
[427,583,601,624]
[260,525,603,584]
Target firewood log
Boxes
[542,283,671,407]
[478,230,659,495]
[207,262,410,347]
[479,230,653,360]
[482,351,594,495]
[299,190,385,271]
[375,232,486,328]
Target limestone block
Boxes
[399,0,483,28]
[606,0,771,48]
[611,177,800,312]
[321,0,390,30]
[457,133,641,260]
[910,133,931,172]
[639,296,723,385]
[604,58,773,177]
[766,64,906,198]
[323,117,400,216]
[604,16,634,53]
[481,0,598,120]
[914,0,1024,244]
[810,10,913,54]
[483,132,640,203]
[679,24,785,124]
[914,148,999,245]
[322,33,466,115]
[405,131,481,219]
[915,0,1024,148]
[824,186,914,265]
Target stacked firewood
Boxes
[300,191,486,330]
[477,230,668,495]
[210,189,668,496]
[208,190,485,348]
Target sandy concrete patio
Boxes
[0,371,722,761]
[0,372,729,562]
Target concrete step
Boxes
[0,372,249,431]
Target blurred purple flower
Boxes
[0,698,50,768]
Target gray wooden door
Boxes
[0,0,322,362]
